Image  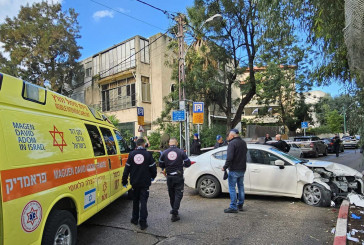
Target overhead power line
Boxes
[90,0,164,31]
[135,0,175,18]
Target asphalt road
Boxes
[77,183,338,245]
[307,148,364,172]
[77,150,362,245]
[76,156,364,244]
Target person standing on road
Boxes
[264,134,272,143]
[214,135,227,149]
[122,138,157,230]
[333,134,341,157]
[270,134,290,153]
[222,129,247,213]
[191,133,202,155]
[159,138,191,222]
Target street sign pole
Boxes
[304,128,306,136]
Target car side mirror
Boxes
[275,160,285,169]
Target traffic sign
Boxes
[138,116,144,125]
[301,122,308,129]
[138,125,144,133]
[172,110,186,122]
[137,107,144,116]
[137,107,144,125]
[193,113,204,124]
[193,102,204,113]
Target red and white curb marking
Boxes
[333,200,350,245]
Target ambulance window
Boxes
[88,106,102,120]
[85,124,105,156]
[100,127,117,155]
[114,130,129,153]
[22,81,47,104]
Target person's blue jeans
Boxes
[228,171,245,210]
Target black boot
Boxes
[171,214,180,222]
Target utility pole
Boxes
[177,14,188,153]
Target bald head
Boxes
[275,134,282,141]
[169,138,178,146]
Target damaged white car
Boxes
[184,144,364,207]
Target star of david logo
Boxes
[103,182,107,193]
[27,208,38,225]
[49,125,67,152]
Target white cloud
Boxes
[92,10,114,21]
[0,0,63,23]
[118,8,130,14]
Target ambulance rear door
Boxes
[99,127,121,199]
[84,124,111,211]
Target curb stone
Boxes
[333,199,349,245]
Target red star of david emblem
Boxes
[27,208,38,225]
[103,182,107,193]
[49,125,67,152]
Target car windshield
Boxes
[270,148,303,164]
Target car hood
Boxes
[303,160,362,178]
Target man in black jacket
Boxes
[122,138,157,230]
[222,129,247,213]
[270,134,290,153]
[190,133,202,155]
[159,138,191,222]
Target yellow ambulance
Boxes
[0,73,132,244]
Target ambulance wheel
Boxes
[42,210,77,245]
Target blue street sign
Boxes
[301,122,308,129]
[172,110,186,122]
[137,107,144,116]
[193,102,204,113]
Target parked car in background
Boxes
[266,140,304,158]
[293,136,328,158]
[322,138,344,153]
[185,144,364,207]
[342,136,359,149]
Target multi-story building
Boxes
[71,33,175,135]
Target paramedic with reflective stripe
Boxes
[122,138,157,230]
[159,138,191,222]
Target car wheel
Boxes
[323,148,328,156]
[313,150,319,158]
[42,210,77,245]
[302,183,331,207]
[197,175,221,198]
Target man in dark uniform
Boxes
[332,134,341,157]
[270,134,290,153]
[122,138,157,230]
[159,138,191,222]
[214,135,227,149]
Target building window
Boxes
[101,77,136,111]
[140,39,149,63]
[85,67,92,77]
[97,39,136,78]
[141,76,151,102]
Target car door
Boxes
[210,150,250,191]
[248,149,297,195]
[84,124,111,210]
